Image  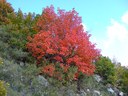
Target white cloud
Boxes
[91,12,128,66]
[101,13,128,66]
[107,19,127,42]
[122,12,128,24]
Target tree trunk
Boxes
[77,75,83,94]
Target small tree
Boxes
[115,64,128,93]
[0,0,14,25]
[27,6,100,91]
[95,56,115,84]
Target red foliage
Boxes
[42,64,55,77]
[27,6,100,80]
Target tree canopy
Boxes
[27,6,100,80]
[0,0,14,25]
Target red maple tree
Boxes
[26,6,100,81]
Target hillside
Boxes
[0,0,128,96]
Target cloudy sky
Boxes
[7,0,128,66]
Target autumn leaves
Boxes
[27,6,100,81]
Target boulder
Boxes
[107,87,114,94]
[37,75,49,87]
[119,91,123,96]
[80,89,87,96]
[94,90,101,96]
[93,75,102,82]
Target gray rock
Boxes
[94,90,101,96]
[80,89,87,96]
[37,75,49,87]
[66,89,76,96]
[93,75,102,82]
[113,87,120,95]
[87,89,90,92]
[119,91,123,96]
[19,62,25,66]
[107,88,114,94]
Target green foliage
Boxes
[114,64,128,94]
[0,57,114,96]
[0,58,8,96]
[0,80,7,96]
[0,57,3,65]
[0,29,30,63]
[95,56,128,94]
[0,58,58,96]
[0,3,39,50]
[95,56,116,85]
[82,75,112,96]
[0,0,14,25]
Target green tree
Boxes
[95,56,115,84]
[0,0,14,25]
[2,9,38,50]
[114,64,128,94]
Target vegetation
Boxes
[95,56,116,84]
[0,0,128,96]
[0,0,14,25]
[95,56,128,94]
[114,63,128,92]
[0,80,8,96]
[26,6,100,92]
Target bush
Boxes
[95,56,115,85]
[0,80,7,96]
[114,64,128,94]
[0,57,58,96]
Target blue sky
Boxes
[7,0,128,66]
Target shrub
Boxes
[95,56,115,85]
[0,80,7,96]
[0,57,58,96]
[114,64,128,94]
